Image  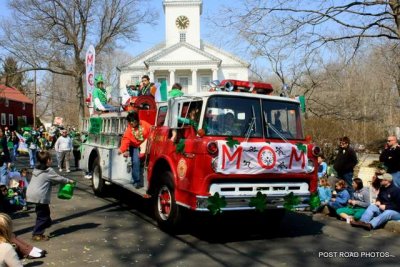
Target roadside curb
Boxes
[384,221,400,233]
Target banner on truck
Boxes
[85,45,95,103]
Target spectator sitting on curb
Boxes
[327,180,350,216]
[0,213,23,266]
[314,177,332,213]
[336,178,370,221]
[351,173,400,230]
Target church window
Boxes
[200,76,211,91]
[157,77,167,84]
[180,33,186,42]
[131,76,140,84]
[179,77,189,93]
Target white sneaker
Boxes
[59,168,63,172]
[66,169,71,173]
[84,174,92,179]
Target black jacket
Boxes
[377,183,400,212]
[0,136,10,166]
[333,146,358,177]
[379,145,400,173]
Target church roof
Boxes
[119,40,250,70]
[118,42,166,69]
[144,41,221,65]
[202,42,250,67]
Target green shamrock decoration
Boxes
[249,191,267,212]
[207,192,227,215]
[309,192,321,211]
[296,143,307,153]
[225,136,240,148]
[283,192,300,211]
[176,139,185,154]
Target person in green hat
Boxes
[167,83,184,99]
[92,74,119,112]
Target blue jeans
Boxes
[33,204,52,235]
[99,104,120,112]
[129,146,143,185]
[342,172,354,197]
[28,149,37,168]
[391,171,400,188]
[12,144,18,161]
[360,204,400,229]
[0,164,7,185]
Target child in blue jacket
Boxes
[328,180,350,214]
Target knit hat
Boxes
[378,173,393,181]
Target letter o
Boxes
[257,146,277,169]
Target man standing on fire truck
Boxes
[118,111,151,189]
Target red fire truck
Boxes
[81,80,319,231]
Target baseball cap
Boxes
[378,173,393,181]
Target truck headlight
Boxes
[306,159,315,173]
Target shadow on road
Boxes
[49,222,101,237]
[23,261,45,267]
[183,210,324,243]
[100,185,325,243]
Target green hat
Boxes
[95,74,104,86]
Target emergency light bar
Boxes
[219,79,274,95]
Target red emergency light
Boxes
[220,79,274,95]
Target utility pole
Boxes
[33,70,36,128]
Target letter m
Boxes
[221,145,243,169]
[86,54,94,64]
[289,147,306,169]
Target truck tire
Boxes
[92,159,106,196]
[153,171,181,232]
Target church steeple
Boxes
[163,0,202,48]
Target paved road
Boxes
[10,153,400,267]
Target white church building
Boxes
[118,0,250,94]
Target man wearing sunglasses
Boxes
[379,135,400,188]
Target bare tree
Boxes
[211,0,400,95]
[96,49,134,99]
[0,56,26,92]
[0,0,157,121]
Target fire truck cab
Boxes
[81,80,319,231]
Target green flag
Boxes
[160,80,168,101]
[298,95,306,113]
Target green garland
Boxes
[132,125,144,141]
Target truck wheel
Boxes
[153,171,181,232]
[92,159,106,196]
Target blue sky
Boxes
[123,0,222,56]
[0,0,232,58]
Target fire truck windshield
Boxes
[203,96,304,140]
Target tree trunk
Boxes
[75,74,85,130]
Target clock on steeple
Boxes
[176,15,190,30]
[164,0,202,48]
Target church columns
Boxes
[191,68,198,93]
[149,70,154,82]
[169,69,175,86]
[212,68,218,81]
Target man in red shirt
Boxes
[118,111,151,188]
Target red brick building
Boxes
[0,84,33,130]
